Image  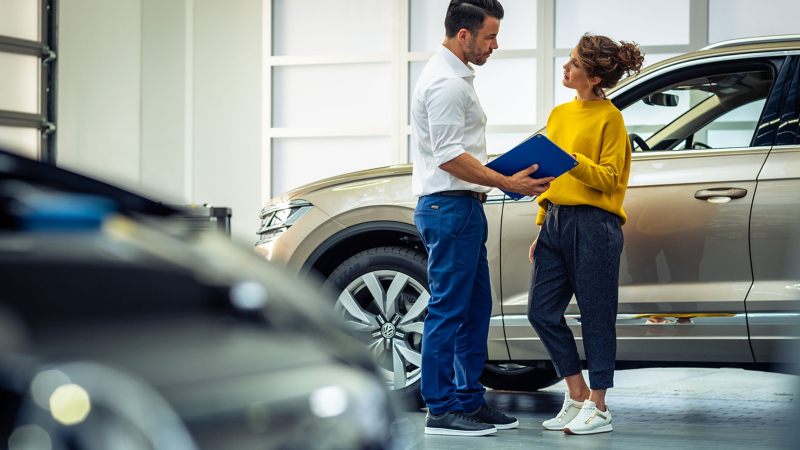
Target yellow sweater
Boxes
[536,98,631,225]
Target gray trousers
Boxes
[527,203,624,390]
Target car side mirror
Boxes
[643,93,679,107]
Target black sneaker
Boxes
[466,404,520,430]
[424,409,497,436]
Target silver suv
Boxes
[255,36,800,406]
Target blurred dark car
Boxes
[0,149,408,450]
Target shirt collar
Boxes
[436,45,476,79]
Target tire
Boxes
[479,364,562,392]
[323,246,429,410]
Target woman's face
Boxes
[562,45,598,91]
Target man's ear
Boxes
[458,28,469,45]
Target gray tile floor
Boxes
[397,368,800,449]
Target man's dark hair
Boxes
[444,0,504,39]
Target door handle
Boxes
[694,188,748,203]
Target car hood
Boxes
[265,164,414,208]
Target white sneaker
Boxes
[542,393,584,431]
[564,400,612,435]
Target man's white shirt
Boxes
[411,45,492,197]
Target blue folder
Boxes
[486,134,578,200]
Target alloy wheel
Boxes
[334,270,428,390]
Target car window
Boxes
[674,99,767,150]
[621,70,773,151]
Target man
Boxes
[411,0,554,437]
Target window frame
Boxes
[609,55,792,158]
[0,0,58,163]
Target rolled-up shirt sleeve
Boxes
[426,78,468,166]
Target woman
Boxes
[527,33,643,435]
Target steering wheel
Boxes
[692,142,712,149]
[628,133,650,151]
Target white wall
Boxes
[58,0,143,189]
[57,0,265,244]
[193,0,263,243]
[141,0,189,202]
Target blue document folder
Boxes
[486,134,578,200]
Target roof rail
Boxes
[701,35,800,51]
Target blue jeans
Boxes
[414,194,492,415]
[527,203,624,390]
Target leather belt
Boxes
[435,190,488,203]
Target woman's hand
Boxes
[529,238,538,263]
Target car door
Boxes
[501,55,793,363]
[747,57,800,363]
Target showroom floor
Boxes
[398,368,799,449]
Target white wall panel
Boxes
[410,0,537,52]
[193,0,263,243]
[0,52,39,114]
[140,0,188,203]
[273,63,391,128]
[709,0,800,44]
[0,0,40,41]
[273,0,392,56]
[555,0,690,48]
[57,0,143,189]
[272,136,391,196]
[0,126,39,159]
[474,57,536,125]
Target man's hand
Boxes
[502,165,555,197]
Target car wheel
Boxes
[323,246,428,409]
[479,363,562,392]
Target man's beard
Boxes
[465,36,489,66]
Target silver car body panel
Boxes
[748,145,800,362]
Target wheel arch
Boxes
[301,221,424,280]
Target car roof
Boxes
[0,149,178,217]
[608,37,800,97]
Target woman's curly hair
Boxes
[577,33,644,99]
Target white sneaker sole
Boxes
[493,420,519,430]
[424,427,497,436]
[564,424,613,435]
[542,423,566,431]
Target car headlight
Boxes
[255,200,313,246]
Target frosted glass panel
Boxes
[486,132,531,155]
[0,52,40,114]
[410,0,537,52]
[496,0,538,50]
[0,126,39,159]
[555,0,690,48]
[273,63,391,128]
[716,99,765,122]
[410,0,455,52]
[272,136,392,195]
[692,99,765,149]
[473,58,536,125]
[273,0,391,55]
[706,130,754,148]
[709,0,800,44]
[0,0,40,41]
[554,54,680,108]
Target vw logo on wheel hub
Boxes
[381,322,396,339]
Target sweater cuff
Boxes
[569,153,590,179]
